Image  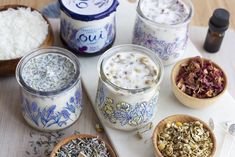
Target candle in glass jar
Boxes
[96,45,163,130]
[16,47,83,131]
[133,0,194,65]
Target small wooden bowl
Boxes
[0,5,53,76]
[50,134,117,157]
[152,114,216,157]
[171,57,227,109]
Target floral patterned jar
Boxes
[59,0,119,56]
[16,47,83,131]
[133,0,194,65]
[95,44,164,130]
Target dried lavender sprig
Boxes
[26,130,80,157]
[56,137,111,157]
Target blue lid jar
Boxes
[59,0,119,21]
[59,0,119,56]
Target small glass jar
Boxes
[16,47,83,131]
[59,0,119,56]
[95,44,164,131]
[133,0,194,65]
[203,8,230,53]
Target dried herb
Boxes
[26,130,80,157]
[26,131,65,156]
[135,122,153,139]
[104,52,158,89]
[157,121,213,157]
[22,53,76,92]
[95,123,104,133]
[176,56,225,98]
[74,130,81,135]
[56,137,111,157]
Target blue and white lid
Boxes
[59,0,119,21]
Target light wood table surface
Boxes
[0,0,234,157]
[0,0,235,29]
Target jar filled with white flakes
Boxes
[16,47,83,131]
[95,45,164,130]
[133,0,194,65]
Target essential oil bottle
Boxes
[203,8,230,53]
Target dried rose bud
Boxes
[176,57,225,98]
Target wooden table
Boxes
[0,0,234,157]
[1,0,235,29]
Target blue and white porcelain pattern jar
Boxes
[133,0,194,65]
[59,0,119,56]
[95,45,164,130]
[16,47,83,131]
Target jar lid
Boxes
[209,8,230,32]
[59,0,119,21]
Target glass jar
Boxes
[16,47,83,131]
[203,8,230,53]
[133,0,194,65]
[95,44,164,130]
[59,0,119,56]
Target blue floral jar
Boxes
[16,47,83,131]
[59,0,119,56]
[95,45,164,130]
[133,0,193,65]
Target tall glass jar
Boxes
[95,45,164,131]
[16,47,83,131]
[133,0,194,65]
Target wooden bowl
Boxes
[0,5,54,76]
[171,57,227,109]
[50,134,117,157]
[152,114,216,157]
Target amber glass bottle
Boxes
[203,8,230,53]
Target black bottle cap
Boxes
[209,8,230,32]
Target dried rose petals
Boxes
[176,56,225,98]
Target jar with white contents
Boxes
[16,47,83,131]
[133,0,194,65]
[96,45,164,130]
[59,0,119,56]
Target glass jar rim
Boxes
[16,46,81,97]
[97,44,164,93]
[136,0,194,28]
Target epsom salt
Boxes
[0,7,48,60]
